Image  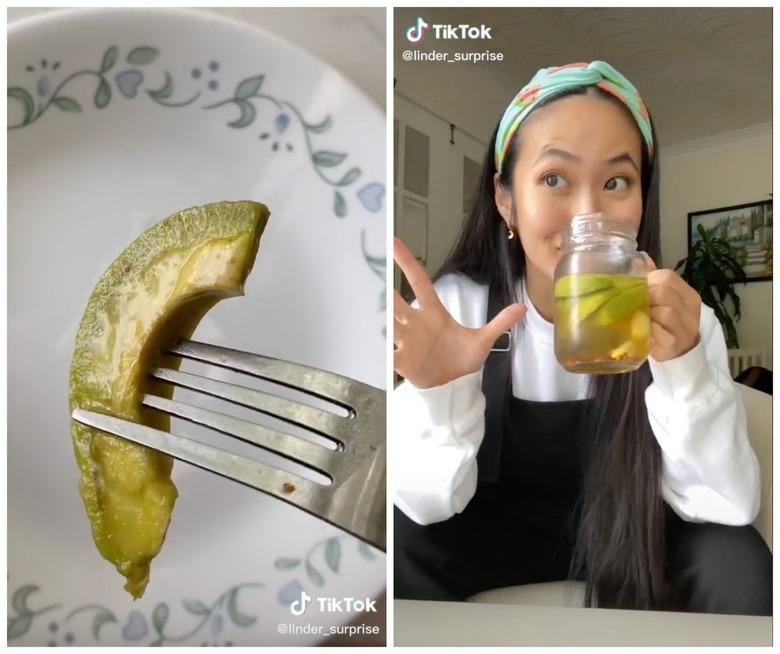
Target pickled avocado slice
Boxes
[557,290,615,325]
[555,274,646,326]
[612,275,644,290]
[554,274,614,298]
[69,200,269,599]
[590,283,648,326]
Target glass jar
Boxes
[553,213,649,374]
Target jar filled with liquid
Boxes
[554,213,650,374]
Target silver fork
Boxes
[72,339,386,552]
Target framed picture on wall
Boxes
[688,200,773,282]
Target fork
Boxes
[72,339,386,552]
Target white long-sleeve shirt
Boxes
[393,272,761,527]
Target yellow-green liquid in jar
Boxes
[554,273,650,374]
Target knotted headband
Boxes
[495,61,653,175]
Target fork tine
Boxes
[72,408,323,503]
[149,367,345,443]
[170,340,371,409]
[72,408,385,550]
[141,394,337,480]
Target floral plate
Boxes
[7,8,386,646]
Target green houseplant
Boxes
[674,223,747,348]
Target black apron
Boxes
[395,283,594,601]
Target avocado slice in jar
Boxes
[554,273,614,299]
[69,200,269,598]
[590,282,648,327]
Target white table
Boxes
[394,599,772,646]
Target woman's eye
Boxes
[605,176,630,191]
[544,173,567,188]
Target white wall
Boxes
[659,124,772,367]
[394,95,487,278]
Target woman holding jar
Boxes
[392,61,770,614]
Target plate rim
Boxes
[7,6,386,121]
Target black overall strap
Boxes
[477,282,512,484]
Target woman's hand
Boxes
[644,255,702,362]
[393,238,527,389]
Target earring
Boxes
[507,226,514,240]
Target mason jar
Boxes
[553,213,650,374]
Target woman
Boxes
[393,61,770,614]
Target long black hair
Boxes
[436,85,669,610]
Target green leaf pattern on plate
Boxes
[100,46,119,73]
[7,44,382,221]
[126,47,159,66]
[272,535,382,608]
[8,43,386,328]
[7,584,61,641]
[7,580,264,645]
[94,78,111,108]
[8,540,382,643]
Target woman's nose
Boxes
[573,190,603,217]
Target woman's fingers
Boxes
[646,268,702,361]
[648,272,685,305]
[648,269,700,308]
[649,321,677,356]
[394,289,413,323]
[649,305,679,332]
[393,238,439,308]
[393,317,407,345]
[648,276,699,335]
[480,303,527,350]
[641,251,658,272]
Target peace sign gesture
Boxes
[393,238,527,389]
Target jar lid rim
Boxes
[567,213,638,239]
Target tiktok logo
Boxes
[405,17,429,43]
[290,590,312,616]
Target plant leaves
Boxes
[182,599,209,616]
[305,561,325,586]
[728,288,742,320]
[274,557,301,570]
[147,72,174,100]
[228,100,256,128]
[334,190,347,218]
[7,87,34,124]
[127,47,159,66]
[11,585,38,615]
[336,167,361,186]
[53,96,82,112]
[101,46,119,73]
[94,78,111,109]
[325,538,341,573]
[680,224,748,346]
[92,610,118,641]
[226,587,256,627]
[305,115,332,134]
[152,603,169,635]
[7,615,33,640]
[313,150,347,168]
[235,75,264,100]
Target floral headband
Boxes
[495,61,653,175]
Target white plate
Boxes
[8,8,386,646]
